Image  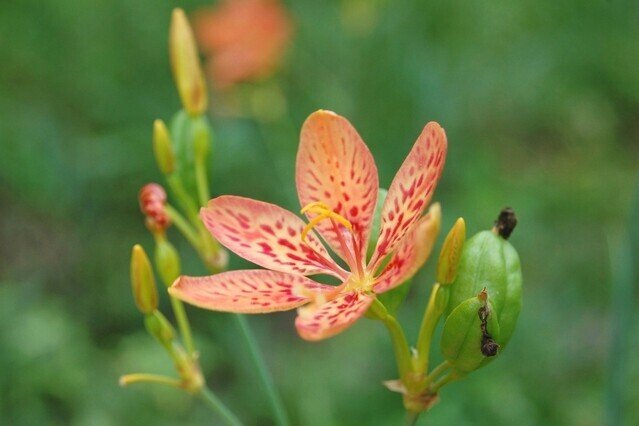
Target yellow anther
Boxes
[300,201,353,242]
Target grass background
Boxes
[1,0,638,424]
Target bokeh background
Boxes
[1,0,638,424]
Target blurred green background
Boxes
[2,0,638,424]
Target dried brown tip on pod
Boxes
[494,207,517,239]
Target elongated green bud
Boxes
[440,288,500,373]
[436,218,466,285]
[130,245,159,314]
[144,311,175,349]
[153,119,175,175]
[169,8,208,116]
[191,116,212,164]
[445,208,522,348]
[367,188,388,259]
[154,235,181,287]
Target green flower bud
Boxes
[445,208,522,348]
[130,245,159,315]
[440,289,500,373]
[191,116,212,165]
[153,119,175,175]
[144,311,175,349]
[169,8,208,116]
[154,236,181,287]
[436,217,466,285]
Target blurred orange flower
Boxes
[194,0,293,90]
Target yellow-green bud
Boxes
[154,236,181,287]
[144,311,175,348]
[436,217,466,285]
[153,119,175,175]
[169,8,208,116]
[130,245,159,315]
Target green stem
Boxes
[430,371,460,393]
[195,157,210,208]
[119,373,182,389]
[405,411,420,426]
[369,298,412,380]
[167,174,201,226]
[170,296,195,355]
[198,386,243,426]
[415,284,443,374]
[234,315,290,426]
[165,204,201,250]
[426,360,450,384]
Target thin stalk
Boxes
[195,157,210,208]
[426,360,450,384]
[234,314,290,426]
[198,386,243,426]
[167,174,201,226]
[405,411,420,426]
[415,284,443,374]
[166,204,201,249]
[369,298,412,380]
[170,296,195,355]
[119,373,182,389]
[430,371,459,393]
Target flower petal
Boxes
[371,122,446,266]
[201,196,344,278]
[374,204,441,293]
[295,290,374,341]
[170,270,337,314]
[296,110,379,261]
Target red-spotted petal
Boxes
[371,122,446,266]
[201,196,344,278]
[169,270,338,314]
[295,290,374,341]
[296,110,379,261]
[374,204,441,293]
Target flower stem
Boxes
[430,371,460,393]
[426,360,450,384]
[170,296,195,355]
[119,373,182,389]
[195,157,211,208]
[234,314,290,426]
[166,204,201,249]
[415,284,443,374]
[369,298,412,380]
[198,386,243,426]
[405,410,420,426]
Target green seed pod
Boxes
[440,289,500,373]
[445,208,522,348]
[367,188,388,260]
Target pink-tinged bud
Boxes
[170,8,208,116]
[139,183,170,233]
[130,245,159,315]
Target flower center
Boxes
[300,201,365,278]
[300,201,353,242]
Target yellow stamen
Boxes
[300,201,353,242]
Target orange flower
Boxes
[194,0,293,90]
[170,111,447,341]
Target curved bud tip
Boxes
[153,119,175,175]
[436,217,466,285]
[170,8,208,115]
[493,207,517,239]
[131,245,159,314]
